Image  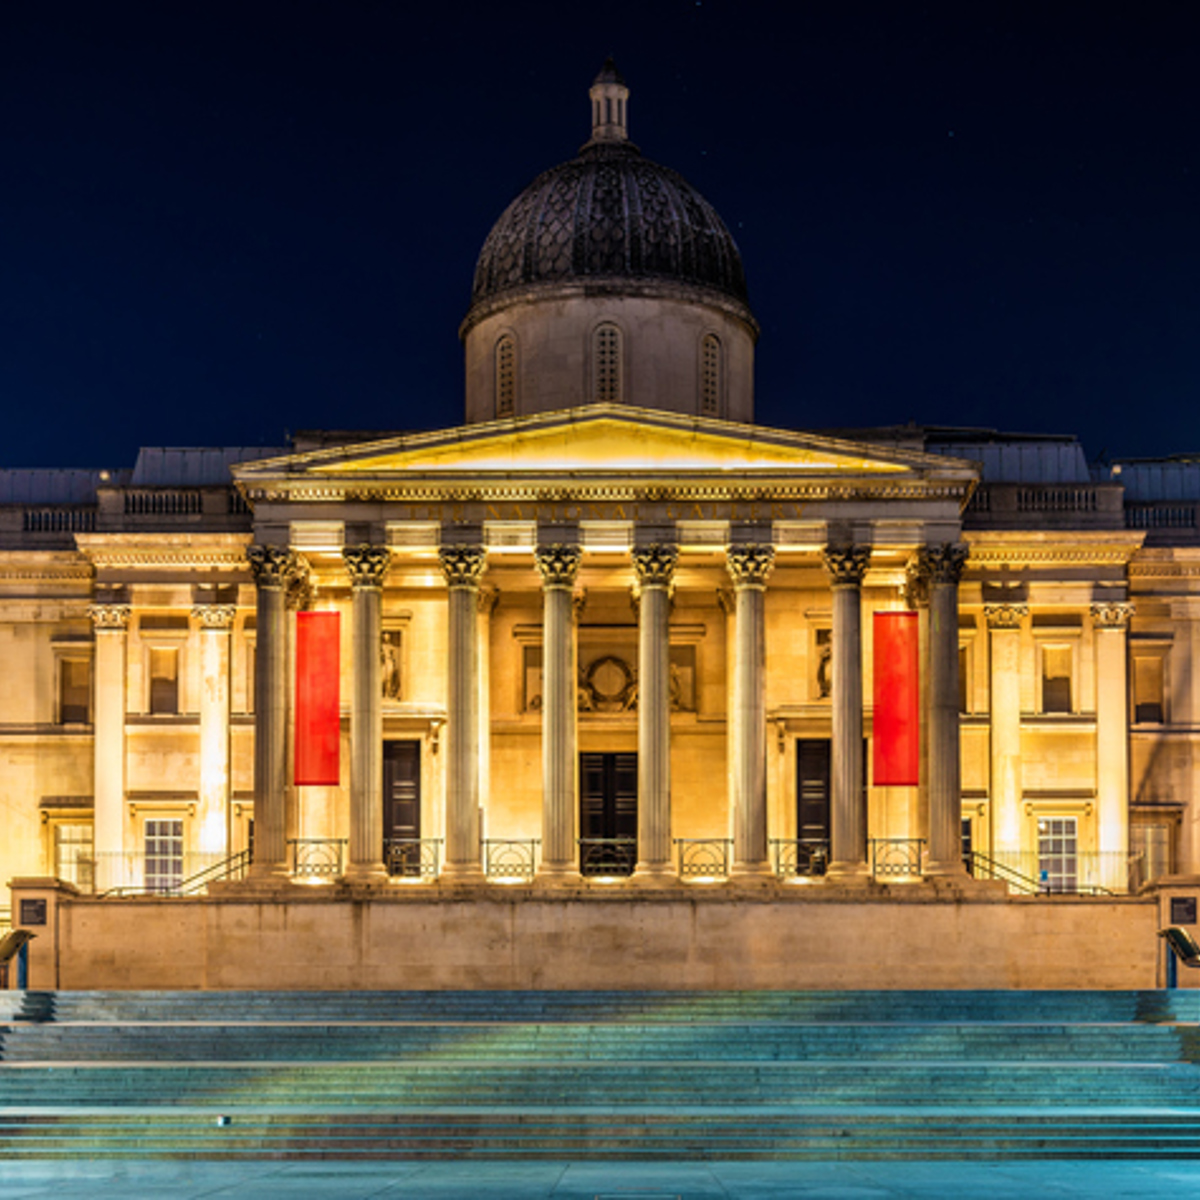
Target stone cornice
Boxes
[964,531,1144,568]
[75,533,253,571]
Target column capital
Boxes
[478,584,500,616]
[89,603,131,631]
[343,544,391,590]
[1091,600,1134,629]
[534,543,582,590]
[247,545,300,588]
[822,545,871,587]
[632,543,678,589]
[984,602,1028,630]
[919,542,969,585]
[726,544,775,590]
[439,544,487,589]
[192,604,237,630]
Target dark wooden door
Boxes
[579,752,637,875]
[796,739,832,845]
[383,740,421,875]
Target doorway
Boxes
[579,752,637,876]
[383,740,422,876]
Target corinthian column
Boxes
[986,603,1028,860]
[193,603,236,862]
[89,603,130,892]
[535,545,582,878]
[632,544,678,878]
[1093,601,1133,891]
[439,545,487,880]
[344,545,391,882]
[247,545,297,880]
[922,543,969,877]
[726,545,775,875]
[823,547,871,880]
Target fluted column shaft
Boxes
[345,546,390,881]
[924,544,969,875]
[633,545,678,876]
[89,604,130,891]
[986,604,1027,857]
[194,605,236,859]
[535,545,582,876]
[727,545,775,874]
[440,546,487,878]
[824,548,870,878]
[248,546,295,878]
[1093,602,1133,890]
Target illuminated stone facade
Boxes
[2,65,1198,928]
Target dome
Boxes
[463,63,753,334]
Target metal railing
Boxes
[964,850,1127,895]
[385,837,442,878]
[101,850,251,898]
[675,838,733,879]
[578,837,637,877]
[483,838,539,880]
[870,838,926,878]
[287,838,347,878]
[771,838,830,878]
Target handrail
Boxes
[964,850,1114,897]
[101,849,251,898]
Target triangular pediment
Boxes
[236,405,970,482]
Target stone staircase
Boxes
[2,990,1200,1159]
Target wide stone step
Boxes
[47,989,1200,1025]
[6,1111,1200,1159]
[1,1022,1192,1063]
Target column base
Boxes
[535,864,583,888]
[439,862,487,885]
[343,862,389,886]
[632,863,677,887]
[824,860,872,885]
[247,861,291,882]
[923,857,971,879]
[730,860,774,880]
[209,874,299,897]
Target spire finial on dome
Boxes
[589,58,629,144]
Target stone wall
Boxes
[18,882,1163,991]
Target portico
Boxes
[231,405,977,890]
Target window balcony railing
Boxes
[771,838,829,879]
[287,838,347,879]
[869,837,926,878]
[385,837,442,879]
[483,838,539,881]
[674,837,732,880]
[578,837,637,878]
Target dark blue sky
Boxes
[2,1,1197,467]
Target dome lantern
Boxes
[588,57,629,145]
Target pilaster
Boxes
[193,603,236,861]
[89,603,131,892]
[1093,600,1134,890]
[985,602,1027,858]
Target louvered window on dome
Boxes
[593,324,622,403]
[701,334,722,416]
[495,335,516,417]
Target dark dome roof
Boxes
[467,141,750,317]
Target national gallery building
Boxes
[4,65,1199,967]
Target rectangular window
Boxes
[1041,645,1073,713]
[144,818,184,893]
[59,659,90,724]
[54,823,94,892]
[523,645,543,712]
[1134,656,1165,724]
[149,647,179,714]
[1131,822,1173,888]
[1037,816,1078,893]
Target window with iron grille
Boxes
[495,335,516,417]
[593,324,622,402]
[144,818,184,893]
[700,334,721,415]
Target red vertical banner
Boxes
[873,611,919,786]
[295,611,340,786]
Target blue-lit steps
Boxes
[2,989,1200,1159]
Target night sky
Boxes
[2,2,1198,469]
